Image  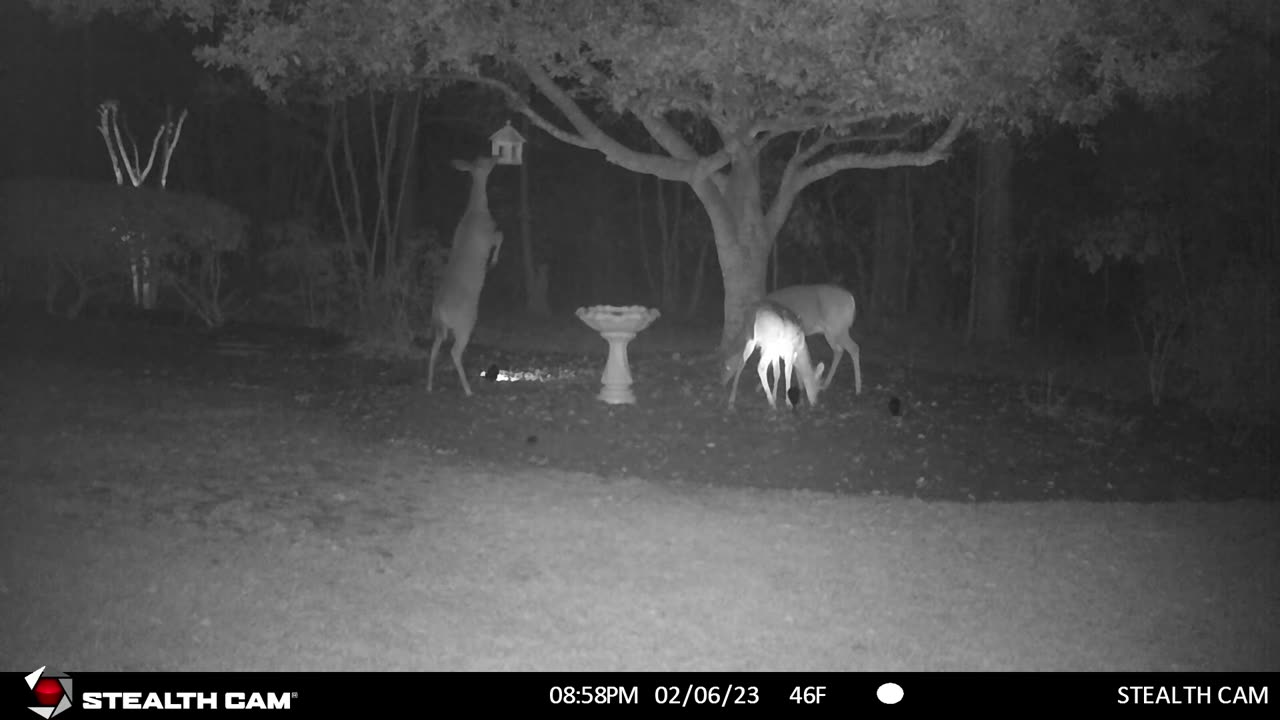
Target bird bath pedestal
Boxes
[576,305,661,405]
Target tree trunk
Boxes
[912,188,950,327]
[869,168,910,325]
[686,235,711,317]
[519,117,550,315]
[636,173,658,302]
[663,181,684,313]
[78,24,97,178]
[901,170,916,313]
[972,136,1016,344]
[652,175,680,313]
[716,225,771,354]
[393,92,421,263]
[691,151,775,354]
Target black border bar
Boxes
[8,671,1273,716]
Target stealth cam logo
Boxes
[25,667,72,718]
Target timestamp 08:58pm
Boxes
[548,683,830,708]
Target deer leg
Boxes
[821,332,863,394]
[488,231,504,269]
[757,355,778,410]
[450,324,474,397]
[427,326,449,393]
[781,354,796,407]
[728,341,754,408]
[770,355,784,407]
[819,334,843,390]
[834,334,862,395]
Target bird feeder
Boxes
[490,121,526,165]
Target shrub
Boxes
[0,177,248,324]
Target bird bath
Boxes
[575,305,661,404]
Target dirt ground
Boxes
[1,308,1276,672]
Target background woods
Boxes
[2,1,1276,677]
[1,0,1275,433]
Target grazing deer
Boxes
[725,300,826,410]
[722,284,863,395]
[428,156,503,396]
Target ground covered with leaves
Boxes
[7,306,1269,505]
[2,307,1276,674]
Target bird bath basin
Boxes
[575,305,661,404]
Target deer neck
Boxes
[465,176,491,222]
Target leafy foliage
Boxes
[1,177,247,261]
[0,177,249,319]
[21,0,1231,348]
[1073,209,1172,274]
[26,0,1221,133]
[260,216,347,329]
[1182,263,1278,438]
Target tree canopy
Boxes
[25,0,1234,346]
[33,1,1221,172]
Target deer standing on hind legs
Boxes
[725,300,826,410]
[428,156,503,396]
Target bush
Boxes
[260,217,346,329]
[259,217,447,352]
[0,177,248,323]
[1179,262,1278,444]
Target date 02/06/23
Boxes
[548,684,829,707]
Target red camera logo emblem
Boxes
[25,667,73,718]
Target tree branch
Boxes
[765,113,967,235]
[793,112,968,190]
[515,61,695,182]
[638,112,699,162]
[770,132,828,228]
[435,72,594,150]
[442,67,700,184]
[793,133,835,169]
[756,107,884,136]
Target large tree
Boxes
[29,0,1224,351]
